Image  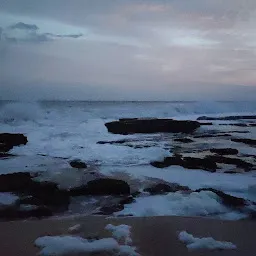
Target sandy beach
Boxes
[0,216,255,256]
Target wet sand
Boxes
[0,215,255,256]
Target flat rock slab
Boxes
[197,115,256,121]
[105,119,200,134]
[0,133,28,152]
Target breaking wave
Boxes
[0,100,255,124]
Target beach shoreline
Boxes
[0,215,255,256]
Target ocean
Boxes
[0,100,256,219]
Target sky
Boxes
[1,0,256,100]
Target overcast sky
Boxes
[1,0,256,100]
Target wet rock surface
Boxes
[69,159,87,169]
[0,133,27,152]
[231,138,256,146]
[151,153,254,172]
[144,183,190,195]
[0,172,133,219]
[197,115,256,121]
[0,172,70,210]
[69,178,130,196]
[173,138,194,143]
[151,155,218,172]
[0,152,15,158]
[209,148,239,155]
[195,188,247,209]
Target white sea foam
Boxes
[105,224,132,245]
[1,100,256,218]
[105,165,256,201]
[178,231,236,250]
[68,224,81,233]
[115,191,247,220]
[0,193,19,206]
[0,101,44,123]
[35,236,119,256]
[35,223,139,256]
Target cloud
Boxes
[0,22,83,43]
[9,22,39,30]
[45,33,83,39]
[1,1,256,100]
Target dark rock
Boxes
[0,133,28,152]
[119,196,135,205]
[220,123,248,127]
[69,160,87,169]
[224,170,239,174]
[70,178,130,196]
[0,172,33,192]
[0,152,15,158]
[249,123,256,127]
[204,155,253,170]
[19,196,42,206]
[199,122,213,126]
[197,115,256,121]
[210,148,239,155]
[151,155,218,172]
[105,119,200,135]
[97,139,129,145]
[174,138,194,143]
[231,138,256,146]
[151,155,184,168]
[98,196,135,215]
[0,143,13,152]
[98,204,124,215]
[144,183,190,195]
[28,181,70,211]
[0,172,70,212]
[230,131,249,134]
[131,191,141,197]
[230,123,248,127]
[195,188,247,208]
[194,134,232,138]
[97,141,110,145]
[182,157,217,172]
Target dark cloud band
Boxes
[0,22,83,43]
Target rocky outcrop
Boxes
[231,138,256,146]
[144,183,190,195]
[174,138,194,143]
[70,178,130,196]
[97,139,130,145]
[69,160,87,169]
[199,122,213,125]
[0,172,70,212]
[197,115,256,121]
[0,172,33,192]
[0,152,14,158]
[105,119,200,135]
[151,155,218,172]
[194,134,232,138]
[204,155,253,170]
[210,148,239,155]
[0,133,28,152]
